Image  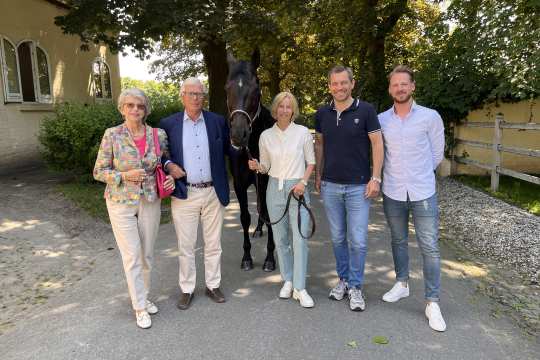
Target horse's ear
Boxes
[251,48,260,70]
[227,50,237,69]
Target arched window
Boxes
[92,58,112,99]
[16,40,52,103]
[0,36,23,102]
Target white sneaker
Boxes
[136,310,151,329]
[425,302,447,332]
[348,288,366,311]
[382,282,410,302]
[279,281,293,299]
[292,289,314,308]
[145,300,159,315]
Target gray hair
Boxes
[117,88,151,122]
[180,77,207,94]
[328,65,354,83]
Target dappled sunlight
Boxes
[368,223,386,232]
[224,223,241,229]
[0,219,45,233]
[251,273,282,286]
[160,247,180,257]
[50,302,80,315]
[232,287,253,298]
[0,244,15,251]
[441,259,488,278]
[33,249,66,258]
[38,281,64,289]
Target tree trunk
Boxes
[200,36,228,116]
[362,35,388,112]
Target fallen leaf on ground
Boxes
[372,336,389,345]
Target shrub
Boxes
[39,102,121,175]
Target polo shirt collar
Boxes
[330,98,360,112]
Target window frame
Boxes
[92,57,113,101]
[0,35,23,103]
[15,39,53,104]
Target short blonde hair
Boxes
[117,88,151,122]
[270,91,300,122]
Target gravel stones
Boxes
[438,177,540,284]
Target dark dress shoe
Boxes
[205,287,226,303]
[177,292,193,310]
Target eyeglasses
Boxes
[183,92,206,99]
[124,103,146,111]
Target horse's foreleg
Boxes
[236,187,254,271]
[252,216,264,238]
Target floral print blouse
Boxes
[93,123,169,205]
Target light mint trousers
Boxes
[266,177,311,290]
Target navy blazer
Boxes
[159,110,230,206]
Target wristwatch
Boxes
[301,179,308,186]
[370,176,382,184]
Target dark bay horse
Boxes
[226,50,276,271]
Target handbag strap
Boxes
[152,128,161,157]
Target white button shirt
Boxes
[258,122,315,190]
[378,102,445,201]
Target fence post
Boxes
[491,113,503,191]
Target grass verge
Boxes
[453,175,540,215]
[57,180,172,223]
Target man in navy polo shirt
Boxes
[314,65,383,311]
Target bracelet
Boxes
[370,176,381,184]
[301,179,308,186]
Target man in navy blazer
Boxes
[160,77,230,309]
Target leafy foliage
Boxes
[39,102,120,174]
[414,0,540,123]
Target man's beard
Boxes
[393,93,412,104]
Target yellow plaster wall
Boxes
[453,100,540,175]
[0,0,121,172]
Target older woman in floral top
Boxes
[94,88,175,329]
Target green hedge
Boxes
[39,101,183,175]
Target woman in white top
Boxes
[248,91,316,308]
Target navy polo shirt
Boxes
[315,99,381,184]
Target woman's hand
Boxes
[122,169,146,183]
[248,159,260,172]
[293,182,305,196]
[164,175,175,191]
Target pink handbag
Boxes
[152,128,173,198]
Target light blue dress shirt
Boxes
[378,102,445,201]
[183,112,212,184]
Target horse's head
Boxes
[225,50,261,149]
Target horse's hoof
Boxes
[241,259,254,271]
[262,260,275,272]
[251,229,263,238]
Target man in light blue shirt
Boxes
[378,65,447,332]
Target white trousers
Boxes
[171,187,224,293]
[106,197,161,311]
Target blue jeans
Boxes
[382,193,441,302]
[266,177,311,290]
[321,181,371,289]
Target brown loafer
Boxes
[205,287,226,303]
[177,292,193,310]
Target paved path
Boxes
[1,184,539,359]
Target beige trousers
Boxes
[106,197,161,311]
[171,187,224,293]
